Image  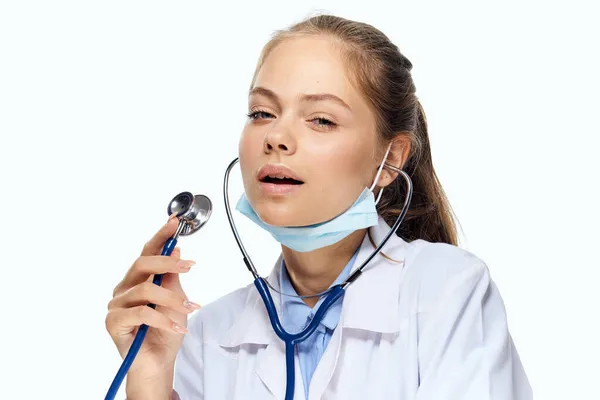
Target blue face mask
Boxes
[235,144,392,253]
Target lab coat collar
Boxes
[340,215,407,333]
[218,215,407,348]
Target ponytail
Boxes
[377,101,461,246]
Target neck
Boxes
[281,228,367,308]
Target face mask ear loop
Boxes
[369,143,393,192]
[374,186,384,205]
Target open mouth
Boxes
[260,176,304,185]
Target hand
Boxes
[105,214,201,395]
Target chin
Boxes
[256,207,300,227]
[253,203,309,227]
[256,203,333,227]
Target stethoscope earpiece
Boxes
[167,191,212,236]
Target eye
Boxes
[247,109,275,120]
[309,116,337,130]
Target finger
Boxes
[161,270,184,293]
[165,247,183,291]
[170,246,181,259]
[109,281,201,315]
[142,272,183,295]
[142,247,181,284]
[105,305,188,338]
[113,256,196,296]
[141,215,180,257]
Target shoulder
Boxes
[185,282,254,343]
[400,239,490,309]
[403,238,485,274]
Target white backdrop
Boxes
[1,1,598,399]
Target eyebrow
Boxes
[249,86,352,112]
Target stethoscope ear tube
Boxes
[222,156,413,400]
[342,166,412,289]
[223,158,260,279]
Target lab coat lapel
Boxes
[308,216,407,399]
[307,311,344,400]
[341,215,406,333]
[217,258,281,347]
[254,335,285,399]
[255,336,307,400]
[252,255,307,399]
[218,254,303,399]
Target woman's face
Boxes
[239,35,383,227]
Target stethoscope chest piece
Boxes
[167,191,212,236]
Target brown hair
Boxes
[250,13,462,249]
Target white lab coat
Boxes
[173,216,532,399]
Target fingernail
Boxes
[168,213,178,221]
[177,260,196,270]
[183,300,202,310]
[172,323,189,334]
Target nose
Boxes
[263,128,296,155]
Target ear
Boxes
[375,135,411,188]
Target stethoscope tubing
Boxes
[224,158,412,291]
[223,157,413,400]
[104,237,178,400]
[105,156,412,400]
[253,277,346,400]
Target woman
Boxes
[106,14,532,400]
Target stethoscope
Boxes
[105,191,212,400]
[105,157,412,400]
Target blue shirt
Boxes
[279,249,359,399]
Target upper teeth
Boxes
[269,175,289,179]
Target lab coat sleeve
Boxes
[173,312,205,400]
[415,260,532,400]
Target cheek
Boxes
[307,139,371,187]
[238,127,255,156]
[238,129,258,191]
[301,139,373,222]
